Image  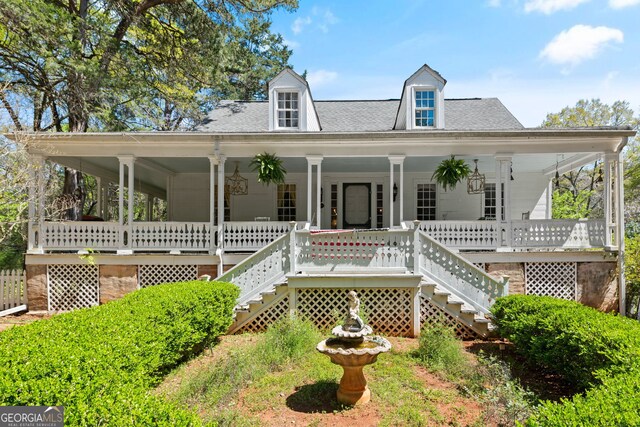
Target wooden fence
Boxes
[0,269,27,316]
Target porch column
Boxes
[117,156,135,253]
[217,155,226,248]
[603,153,615,249]
[96,177,102,219]
[306,156,323,228]
[615,150,626,315]
[208,155,218,254]
[495,155,512,248]
[27,154,45,253]
[388,156,405,228]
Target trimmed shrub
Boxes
[0,280,238,426]
[492,295,640,426]
[491,295,640,388]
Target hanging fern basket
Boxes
[432,156,472,191]
[250,152,287,186]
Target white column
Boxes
[306,156,323,228]
[389,156,405,228]
[495,157,503,246]
[500,156,513,247]
[208,156,218,253]
[96,177,102,219]
[604,154,615,249]
[37,156,45,252]
[217,156,226,248]
[27,155,44,253]
[117,156,135,253]
[615,150,626,315]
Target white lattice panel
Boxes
[236,295,289,333]
[138,265,198,287]
[419,295,478,340]
[296,288,413,337]
[525,262,576,300]
[48,264,99,311]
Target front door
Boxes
[342,183,371,229]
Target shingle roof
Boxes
[197,98,523,132]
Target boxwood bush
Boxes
[0,280,238,426]
[492,295,640,426]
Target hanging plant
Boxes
[432,155,472,191]
[250,152,287,186]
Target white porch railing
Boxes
[419,221,499,250]
[0,269,27,316]
[510,219,606,249]
[416,231,507,315]
[295,229,414,273]
[131,222,212,251]
[217,230,293,306]
[223,221,291,251]
[40,221,121,250]
[34,219,610,253]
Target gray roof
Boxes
[198,98,523,132]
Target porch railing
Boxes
[418,221,499,250]
[223,221,292,251]
[295,229,414,273]
[34,219,611,253]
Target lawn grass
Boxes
[157,318,540,426]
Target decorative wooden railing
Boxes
[416,230,508,315]
[34,219,610,253]
[510,219,606,249]
[0,269,27,316]
[130,222,212,251]
[217,230,293,306]
[40,221,121,250]
[223,221,291,251]
[419,221,498,249]
[294,229,414,273]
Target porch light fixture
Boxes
[393,183,398,202]
[225,162,248,196]
[467,159,485,194]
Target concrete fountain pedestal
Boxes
[316,292,391,405]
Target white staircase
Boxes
[218,226,508,338]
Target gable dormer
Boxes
[268,69,321,131]
[394,64,447,130]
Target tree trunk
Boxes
[63,168,85,220]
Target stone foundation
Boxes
[26,265,48,311]
[99,265,138,304]
[577,262,618,312]
[486,263,526,295]
[198,265,217,278]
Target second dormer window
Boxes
[415,89,435,127]
[277,91,299,128]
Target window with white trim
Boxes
[416,183,436,220]
[484,183,504,220]
[277,184,296,221]
[276,91,299,128]
[415,89,435,127]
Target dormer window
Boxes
[415,89,435,127]
[277,91,299,128]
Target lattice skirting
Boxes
[48,264,99,311]
[236,294,289,333]
[138,264,198,287]
[525,262,577,300]
[296,288,413,337]
[419,295,479,340]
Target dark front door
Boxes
[342,183,371,229]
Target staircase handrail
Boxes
[416,230,508,315]
[217,228,293,306]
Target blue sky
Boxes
[269,0,640,127]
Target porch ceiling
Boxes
[48,152,597,196]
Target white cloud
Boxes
[487,0,502,6]
[306,70,339,88]
[524,0,590,13]
[609,0,640,8]
[291,16,311,35]
[283,38,300,49]
[539,25,623,69]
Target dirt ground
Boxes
[0,311,51,332]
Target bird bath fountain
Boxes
[316,291,391,405]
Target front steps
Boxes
[229,273,495,338]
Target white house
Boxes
[20,65,635,338]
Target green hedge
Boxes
[0,280,239,426]
[492,295,640,426]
